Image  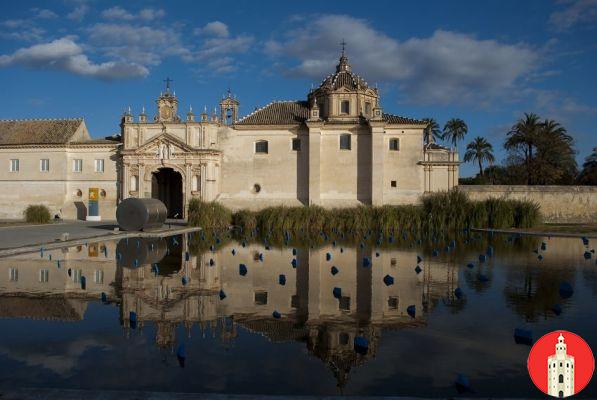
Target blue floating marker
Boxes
[383,275,394,286]
[291,258,297,268]
[133,258,139,268]
[414,266,422,274]
[362,257,371,268]
[340,247,344,253]
[101,292,107,303]
[331,266,339,275]
[407,305,416,318]
[292,248,297,255]
[582,237,589,246]
[551,304,562,316]
[559,282,574,298]
[333,287,342,299]
[584,251,592,260]
[417,255,423,264]
[231,249,236,256]
[152,264,160,275]
[80,276,86,290]
[541,242,547,251]
[219,289,226,300]
[360,242,365,249]
[375,252,380,258]
[242,241,246,247]
[209,245,215,251]
[56,260,61,268]
[185,252,190,261]
[538,254,543,261]
[467,263,475,269]
[279,274,286,286]
[326,252,332,261]
[354,336,369,355]
[182,276,188,285]
[514,328,533,346]
[176,344,186,368]
[479,254,487,263]
[454,373,471,393]
[239,264,247,276]
[68,268,72,277]
[272,310,281,319]
[454,287,463,299]
[258,253,264,261]
[129,311,137,329]
[432,250,439,257]
[49,254,52,261]
[209,258,215,266]
[332,240,337,247]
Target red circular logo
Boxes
[527,330,595,398]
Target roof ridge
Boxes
[236,100,304,123]
[0,117,83,122]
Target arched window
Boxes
[130,175,138,191]
[339,134,351,150]
[389,138,400,151]
[365,102,371,116]
[255,140,268,154]
[192,175,200,192]
[559,374,564,383]
[340,100,350,114]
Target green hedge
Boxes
[187,190,541,236]
[24,204,51,224]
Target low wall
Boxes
[459,185,597,223]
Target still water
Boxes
[0,232,595,397]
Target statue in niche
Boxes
[157,142,173,160]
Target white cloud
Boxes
[66,3,89,22]
[549,0,597,30]
[101,6,165,21]
[195,21,229,37]
[0,37,148,79]
[0,19,46,41]
[31,8,58,19]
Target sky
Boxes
[0,0,596,177]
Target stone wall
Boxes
[459,185,597,223]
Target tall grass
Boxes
[24,204,51,224]
[187,190,541,236]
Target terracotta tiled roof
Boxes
[383,114,426,125]
[235,101,309,125]
[0,296,86,320]
[0,118,87,144]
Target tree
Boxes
[463,137,495,177]
[505,113,542,185]
[577,147,597,185]
[443,118,468,148]
[422,118,441,144]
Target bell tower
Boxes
[219,89,239,125]
[155,77,180,122]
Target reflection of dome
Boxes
[155,321,176,348]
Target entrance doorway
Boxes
[151,168,183,218]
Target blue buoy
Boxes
[559,282,574,298]
[331,266,339,275]
[80,276,86,290]
[432,250,439,257]
[185,252,190,261]
[538,254,543,261]
[584,251,592,260]
[354,336,369,355]
[219,289,226,300]
[209,258,215,266]
[326,252,332,261]
[258,253,264,261]
[129,311,137,329]
[278,274,286,286]
[362,257,371,268]
[551,304,562,315]
[479,254,487,263]
[582,237,589,246]
[454,287,463,299]
[101,292,107,303]
[333,287,342,299]
[239,264,248,276]
[417,255,423,264]
[152,264,160,275]
[414,265,422,274]
[56,260,61,268]
[292,248,297,255]
[182,276,188,285]
[455,373,471,393]
[383,275,394,286]
[407,305,416,318]
[176,344,186,368]
[467,263,475,269]
[541,242,547,251]
[514,328,533,345]
[231,249,236,256]
[272,310,281,319]
[291,258,298,268]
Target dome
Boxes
[318,52,369,92]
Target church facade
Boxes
[0,50,458,220]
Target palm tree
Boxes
[443,118,468,148]
[577,147,597,185]
[463,137,495,177]
[505,113,541,184]
[422,118,441,144]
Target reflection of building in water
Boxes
[0,241,118,320]
[0,236,457,388]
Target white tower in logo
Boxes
[548,333,575,398]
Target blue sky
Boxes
[1,0,596,177]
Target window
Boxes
[391,180,397,188]
[94,159,104,172]
[340,100,350,114]
[9,159,19,172]
[254,291,268,305]
[339,332,349,345]
[9,268,18,282]
[192,175,200,192]
[253,183,261,193]
[255,140,268,154]
[339,134,351,150]
[292,138,301,151]
[130,175,138,191]
[389,138,400,151]
[40,159,49,172]
[94,269,104,284]
[339,296,351,311]
[73,159,83,172]
[388,296,399,310]
[72,269,82,283]
[39,269,49,283]
[365,102,371,116]
[559,374,564,383]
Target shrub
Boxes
[24,204,51,224]
[187,199,231,231]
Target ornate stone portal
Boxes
[120,83,221,219]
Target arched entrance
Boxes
[151,168,183,218]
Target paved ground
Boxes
[0,219,188,251]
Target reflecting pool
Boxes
[0,233,596,397]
